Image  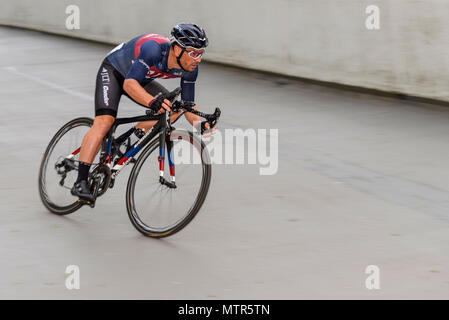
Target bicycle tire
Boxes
[38,117,93,215]
[126,129,212,238]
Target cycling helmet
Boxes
[170,23,208,50]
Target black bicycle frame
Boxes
[100,111,175,182]
[66,95,219,187]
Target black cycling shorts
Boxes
[94,58,169,118]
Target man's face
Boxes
[175,45,205,72]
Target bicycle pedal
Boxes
[77,199,96,208]
[87,200,96,208]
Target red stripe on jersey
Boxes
[146,66,179,79]
[134,34,170,58]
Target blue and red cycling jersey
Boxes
[106,33,198,102]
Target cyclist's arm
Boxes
[180,68,202,125]
[180,70,217,135]
[123,41,170,109]
[123,79,154,106]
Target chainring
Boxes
[88,163,112,198]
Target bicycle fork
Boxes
[158,120,177,189]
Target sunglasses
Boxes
[186,50,205,60]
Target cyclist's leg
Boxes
[80,58,123,164]
[79,115,114,164]
[72,58,123,199]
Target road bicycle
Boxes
[38,87,221,238]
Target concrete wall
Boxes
[1,0,448,102]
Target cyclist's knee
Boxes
[93,115,115,135]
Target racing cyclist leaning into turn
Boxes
[71,23,217,201]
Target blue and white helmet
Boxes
[170,23,208,50]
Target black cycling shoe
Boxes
[71,180,95,201]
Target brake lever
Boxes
[207,107,221,128]
[213,107,221,120]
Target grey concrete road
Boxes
[1,26,449,299]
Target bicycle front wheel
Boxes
[126,130,212,238]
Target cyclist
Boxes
[71,23,217,200]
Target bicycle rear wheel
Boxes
[38,117,93,215]
[126,130,211,238]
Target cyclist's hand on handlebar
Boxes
[148,94,172,114]
[201,122,217,138]
[158,99,172,114]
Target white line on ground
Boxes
[3,66,94,101]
